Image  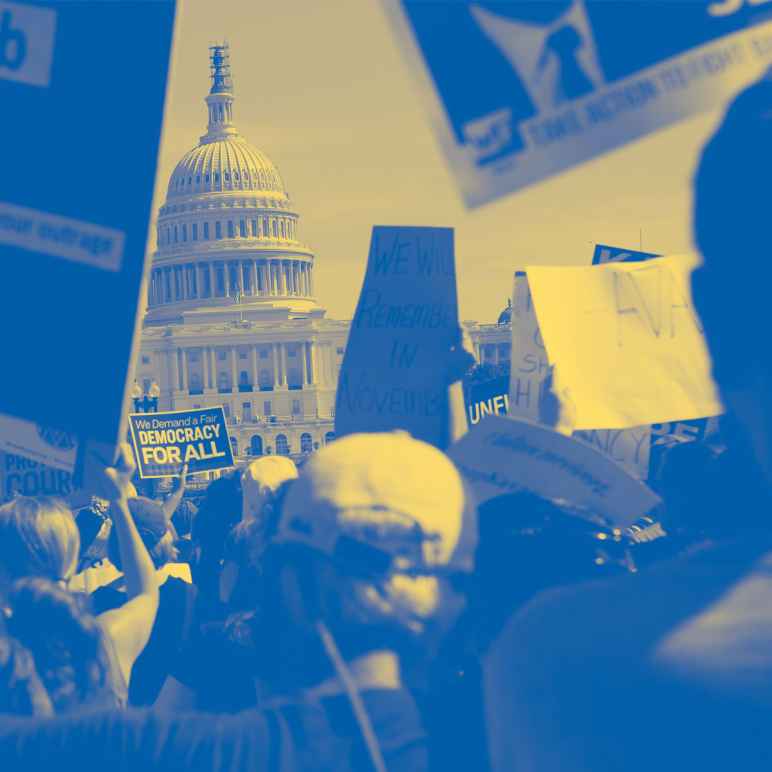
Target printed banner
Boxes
[0,413,77,472]
[335,226,459,448]
[0,451,75,502]
[129,407,234,479]
[447,415,660,527]
[0,1,176,446]
[383,1,772,206]
[573,426,651,480]
[526,254,723,429]
[466,373,509,426]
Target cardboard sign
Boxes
[447,415,660,527]
[592,243,661,265]
[335,226,458,448]
[526,254,723,429]
[0,1,176,446]
[0,450,76,502]
[466,373,510,426]
[509,272,549,421]
[0,413,77,472]
[129,407,234,479]
[382,1,772,206]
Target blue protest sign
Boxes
[0,1,176,445]
[129,407,234,480]
[383,0,772,206]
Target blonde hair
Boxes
[0,497,80,583]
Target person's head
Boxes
[258,431,476,687]
[0,631,53,717]
[0,497,79,595]
[241,456,298,524]
[5,577,111,714]
[693,70,772,490]
[171,498,197,540]
[107,497,177,571]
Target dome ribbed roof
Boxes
[167,136,285,198]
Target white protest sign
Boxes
[526,254,723,430]
[508,272,548,421]
[447,415,660,527]
[0,413,77,473]
[335,226,458,448]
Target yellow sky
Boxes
[152,0,726,323]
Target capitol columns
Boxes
[170,348,180,394]
[230,346,238,392]
[180,348,189,392]
[280,343,289,387]
[208,347,216,391]
[271,342,280,389]
[302,342,311,387]
[250,345,259,389]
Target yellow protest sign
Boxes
[526,254,723,430]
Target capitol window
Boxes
[239,219,246,237]
[203,222,210,239]
[192,223,198,241]
[182,224,187,242]
[227,221,235,238]
[272,220,278,238]
[215,221,222,239]
[259,349,268,359]
[174,225,178,243]
[251,219,258,236]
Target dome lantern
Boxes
[202,43,237,143]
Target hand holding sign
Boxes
[102,443,136,503]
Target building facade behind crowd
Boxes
[133,45,510,467]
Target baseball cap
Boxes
[276,432,477,574]
[242,456,299,522]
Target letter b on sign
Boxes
[0,2,56,88]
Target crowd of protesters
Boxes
[1,73,772,772]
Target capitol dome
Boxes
[167,137,286,199]
[146,44,320,323]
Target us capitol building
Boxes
[133,45,511,463]
[134,46,348,461]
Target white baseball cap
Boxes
[276,432,477,574]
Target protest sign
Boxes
[509,272,548,421]
[0,450,75,502]
[0,413,77,473]
[129,407,234,479]
[335,226,458,448]
[526,254,723,430]
[592,244,661,265]
[0,1,176,446]
[466,373,509,426]
[573,427,651,480]
[447,415,660,527]
[382,1,772,206]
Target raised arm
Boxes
[96,444,159,686]
[161,463,189,521]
